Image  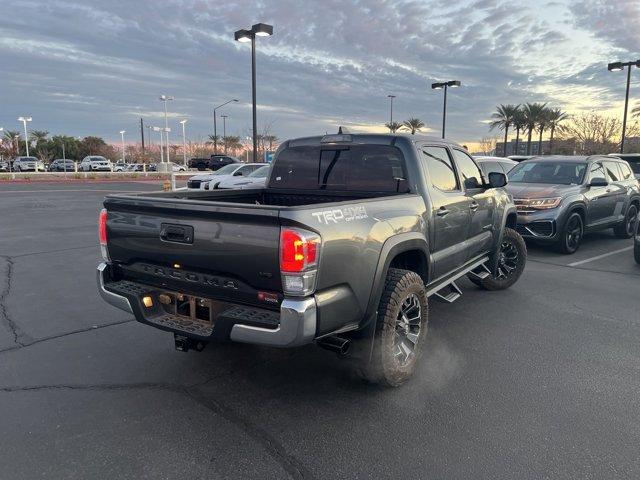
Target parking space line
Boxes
[568,246,634,267]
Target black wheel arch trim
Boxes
[362,232,431,326]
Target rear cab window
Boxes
[269,144,408,192]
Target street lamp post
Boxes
[234,23,273,162]
[387,95,396,131]
[179,119,187,166]
[213,99,238,155]
[431,81,461,139]
[17,116,32,156]
[221,115,228,154]
[159,95,174,163]
[119,130,126,163]
[608,60,640,153]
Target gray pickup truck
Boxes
[97,131,526,386]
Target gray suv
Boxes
[507,156,640,254]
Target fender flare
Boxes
[363,232,431,324]
[488,205,517,275]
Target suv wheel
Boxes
[614,204,638,239]
[557,212,584,254]
[471,227,527,291]
[357,268,428,387]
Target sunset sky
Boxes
[1,0,638,146]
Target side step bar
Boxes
[433,280,462,303]
[426,256,490,304]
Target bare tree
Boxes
[558,112,622,154]
[478,136,498,155]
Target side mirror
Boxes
[488,172,507,188]
[589,177,608,187]
[234,171,243,176]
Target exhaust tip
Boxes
[317,336,351,357]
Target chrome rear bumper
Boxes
[96,263,316,347]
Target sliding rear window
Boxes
[269,145,407,192]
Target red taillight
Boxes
[98,208,108,246]
[280,228,319,272]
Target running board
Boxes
[426,256,490,303]
[433,280,462,303]
[467,263,491,281]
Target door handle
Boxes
[469,202,479,211]
[436,207,450,217]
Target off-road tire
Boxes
[556,212,584,254]
[475,228,527,291]
[358,268,428,387]
[614,204,638,239]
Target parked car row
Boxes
[186,163,269,190]
[0,156,192,173]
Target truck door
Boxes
[420,146,470,279]
[450,149,495,260]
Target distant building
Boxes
[495,139,550,156]
[495,138,579,156]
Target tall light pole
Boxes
[221,114,228,154]
[431,80,461,139]
[0,127,3,163]
[159,95,174,163]
[387,95,396,131]
[17,116,32,156]
[213,99,238,155]
[234,23,273,162]
[119,130,126,163]
[179,119,187,166]
[147,125,154,148]
[608,60,640,153]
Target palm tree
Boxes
[401,118,425,135]
[522,102,547,155]
[223,136,242,156]
[3,130,21,156]
[512,108,526,155]
[546,108,569,154]
[29,130,49,146]
[385,121,402,133]
[536,108,551,155]
[489,104,519,157]
[206,134,220,146]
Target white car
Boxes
[217,165,271,189]
[80,156,112,172]
[186,163,267,190]
[13,156,45,172]
[473,156,518,176]
[170,162,187,172]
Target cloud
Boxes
[0,0,630,145]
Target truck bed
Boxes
[123,187,403,207]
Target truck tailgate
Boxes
[104,196,283,304]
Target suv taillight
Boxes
[280,227,320,296]
[98,208,110,261]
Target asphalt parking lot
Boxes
[0,182,639,479]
